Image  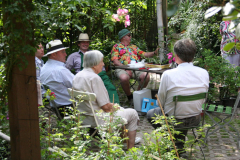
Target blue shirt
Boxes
[40,59,74,107]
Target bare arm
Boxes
[101,103,114,112]
[113,59,124,66]
[144,48,159,58]
[101,103,120,112]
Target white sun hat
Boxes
[44,39,69,57]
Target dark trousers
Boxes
[147,107,201,151]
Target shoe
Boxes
[135,137,141,144]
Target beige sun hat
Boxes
[44,39,69,57]
[78,33,91,41]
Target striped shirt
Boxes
[220,21,240,55]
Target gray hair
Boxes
[83,50,104,68]
[174,38,196,62]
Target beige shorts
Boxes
[115,69,146,80]
[82,108,139,131]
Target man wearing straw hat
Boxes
[40,39,74,118]
[66,33,90,73]
[66,33,120,104]
[147,39,209,158]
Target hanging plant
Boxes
[112,8,130,28]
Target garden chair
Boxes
[67,88,129,145]
[203,91,240,149]
[67,88,99,139]
[173,92,208,159]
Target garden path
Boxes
[135,111,240,160]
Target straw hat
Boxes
[78,33,91,41]
[44,40,68,57]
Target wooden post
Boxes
[3,0,41,159]
[8,55,41,160]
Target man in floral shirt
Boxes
[111,29,158,101]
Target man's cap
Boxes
[118,29,131,40]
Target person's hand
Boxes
[154,47,159,56]
[101,103,113,112]
[112,103,120,112]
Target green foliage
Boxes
[0,65,9,158]
[205,0,240,51]
[168,0,221,57]
[195,49,240,101]
[0,0,153,101]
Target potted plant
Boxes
[195,49,240,106]
[217,64,240,107]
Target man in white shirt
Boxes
[147,39,209,157]
[40,40,74,118]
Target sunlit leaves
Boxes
[223,42,235,51]
[223,2,235,16]
[235,23,240,39]
[236,42,240,50]
[223,10,239,21]
[204,7,222,19]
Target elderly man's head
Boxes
[83,50,104,74]
[118,29,131,43]
[174,39,196,63]
[45,40,68,63]
[83,50,104,68]
[77,33,90,52]
[35,43,44,60]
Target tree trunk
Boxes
[3,0,41,159]
[156,0,165,63]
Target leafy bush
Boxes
[168,0,221,57]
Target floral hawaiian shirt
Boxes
[111,43,145,65]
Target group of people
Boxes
[35,29,158,149]
[35,29,210,154]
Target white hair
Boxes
[83,50,104,68]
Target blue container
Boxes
[141,98,158,112]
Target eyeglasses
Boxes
[126,34,131,37]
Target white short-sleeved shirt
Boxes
[72,68,110,116]
[158,62,209,119]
